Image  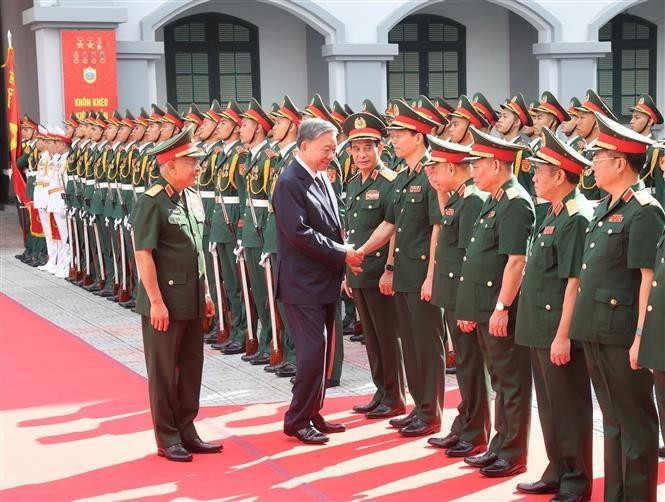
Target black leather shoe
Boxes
[325,379,340,388]
[285,426,329,445]
[241,352,258,362]
[83,283,101,292]
[445,440,486,458]
[264,362,282,373]
[221,341,246,354]
[250,352,270,365]
[516,480,559,495]
[182,438,223,454]
[399,418,440,437]
[550,491,589,502]
[275,362,296,377]
[480,458,526,478]
[107,295,119,302]
[15,253,26,261]
[96,289,114,298]
[389,410,416,429]
[352,399,380,414]
[119,299,135,309]
[464,450,498,468]
[366,404,405,419]
[349,334,364,343]
[203,332,218,344]
[312,416,345,434]
[427,431,459,449]
[157,443,192,462]
[659,446,665,458]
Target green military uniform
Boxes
[515,128,594,498]
[343,112,405,411]
[456,130,535,468]
[428,146,489,448]
[472,92,499,131]
[133,130,207,449]
[384,100,445,431]
[569,114,664,501]
[629,95,663,202]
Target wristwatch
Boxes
[495,301,509,311]
[385,264,394,272]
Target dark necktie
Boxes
[314,175,332,209]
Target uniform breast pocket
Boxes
[534,235,556,270]
[405,193,426,220]
[593,288,635,336]
[441,217,459,245]
[599,223,625,258]
[360,199,381,211]
[479,219,497,249]
[159,271,187,287]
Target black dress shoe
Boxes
[389,410,417,429]
[119,299,135,309]
[325,379,340,388]
[182,438,223,454]
[399,418,440,437]
[241,352,258,362]
[550,491,589,502]
[285,426,329,445]
[427,431,459,449]
[464,450,498,468]
[479,458,526,478]
[349,334,364,343]
[107,295,119,302]
[366,404,405,419]
[312,416,345,434]
[290,376,296,384]
[96,289,114,298]
[352,399,380,414]
[445,440,485,458]
[250,352,270,365]
[275,362,296,377]
[264,362,283,373]
[203,332,218,344]
[516,480,559,495]
[157,443,192,462]
[221,341,246,355]
[659,446,665,458]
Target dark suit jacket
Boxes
[272,158,346,304]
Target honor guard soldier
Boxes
[208,100,250,356]
[496,93,534,196]
[456,127,535,478]
[514,127,594,501]
[358,100,445,437]
[448,95,490,146]
[238,98,277,366]
[629,94,663,204]
[412,95,449,139]
[569,114,664,501]
[133,127,221,462]
[574,89,618,201]
[433,97,455,139]
[561,98,586,153]
[424,137,490,457]
[637,142,665,460]
[472,92,499,131]
[184,103,206,142]
[342,111,406,419]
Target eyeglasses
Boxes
[592,155,622,165]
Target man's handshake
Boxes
[345,246,365,275]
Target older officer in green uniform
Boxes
[424,137,489,457]
[358,100,445,437]
[133,128,221,462]
[569,114,664,501]
[456,128,535,478]
[515,127,594,502]
[342,111,405,419]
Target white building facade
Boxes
[2,0,663,128]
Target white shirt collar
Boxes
[250,139,268,159]
[295,154,318,179]
[223,139,239,155]
[280,141,296,156]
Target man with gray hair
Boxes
[272,118,364,445]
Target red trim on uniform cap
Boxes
[245,109,271,133]
[508,103,530,127]
[349,127,382,140]
[473,102,495,125]
[435,106,451,117]
[538,145,583,175]
[149,112,162,121]
[430,149,468,163]
[413,106,441,124]
[222,108,241,125]
[472,143,517,162]
[58,135,72,144]
[163,112,184,130]
[580,100,605,116]
[305,105,327,120]
[633,104,657,124]
[391,115,433,135]
[185,112,203,126]
[538,102,565,123]
[156,142,197,164]
[454,107,484,129]
[597,131,648,154]
[331,111,345,124]
[279,107,301,126]
[206,109,221,123]
[135,116,149,127]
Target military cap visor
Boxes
[148,128,205,164]
[469,126,526,162]
[425,135,473,164]
[533,127,590,175]
[274,95,302,125]
[629,95,663,125]
[533,92,571,123]
[576,90,618,121]
[387,100,439,135]
[343,112,385,141]
[588,112,655,155]
[451,95,489,129]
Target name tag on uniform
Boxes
[366,190,379,200]
[444,208,455,216]
[609,214,624,223]
[409,185,422,193]
[543,226,555,235]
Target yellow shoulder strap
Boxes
[513,150,523,177]
[228,153,240,189]
[262,157,271,193]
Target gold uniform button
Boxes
[460,276,464,282]
[421,255,427,260]
[168,279,174,286]
[647,305,653,312]
[652,280,657,287]
[590,243,595,248]
[540,242,545,247]
[448,272,454,278]
[610,298,618,306]
[395,248,400,253]
[463,256,467,261]
[368,204,373,209]
[397,228,402,232]
[582,264,587,270]
[586,228,590,233]
[480,219,484,224]
[486,281,493,287]
[411,198,415,203]
[470,237,475,242]
[545,304,551,311]
[402,189,407,193]
[661,257,665,263]
[577,287,581,293]
[353,212,357,217]
[598,221,603,227]
[350,229,355,234]
[356,196,360,200]
[607,229,613,234]
[376,252,381,257]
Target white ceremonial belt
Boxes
[199,191,216,199]
[134,186,146,193]
[85,179,95,185]
[121,183,133,190]
[99,182,109,189]
[216,196,240,204]
[249,198,269,208]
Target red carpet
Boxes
[1,293,663,501]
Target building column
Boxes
[322,43,398,109]
[532,41,611,103]
[116,41,163,112]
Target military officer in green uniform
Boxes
[569,114,664,501]
[358,100,445,437]
[456,127,535,478]
[341,111,405,419]
[514,127,594,501]
[628,95,663,204]
[448,95,490,146]
[561,98,586,154]
[133,128,221,462]
[424,137,490,457]
[574,90,618,202]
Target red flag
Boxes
[3,41,26,203]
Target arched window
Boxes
[597,14,657,121]
[164,13,260,113]
[387,14,466,102]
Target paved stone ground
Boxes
[0,206,606,433]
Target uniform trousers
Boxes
[213,240,247,345]
[654,371,665,448]
[244,246,273,354]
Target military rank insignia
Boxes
[543,226,555,235]
[609,214,624,223]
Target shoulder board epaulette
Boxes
[566,199,579,216]
[265,148,277,158]
[145,184,164,197]
[463,185,474,198]
[379,168,397,182]
[235,145,246,154]
[633,189,655,206]
[505,187,519,200]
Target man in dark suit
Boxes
[272,118,363,445]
